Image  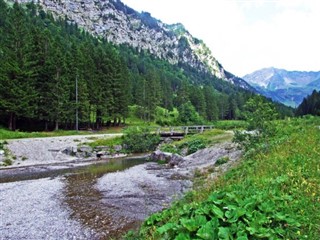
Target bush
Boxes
[122,127,160,153]
[185,139,206,154]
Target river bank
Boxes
[0,134,242,239]
[0,134,122,168]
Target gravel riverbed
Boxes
[0,177,96,240]
[0,135,242,239]
[0,134,122,168]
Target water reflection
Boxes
[62,158,146,239]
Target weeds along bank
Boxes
[126,117,320,239]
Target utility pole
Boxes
[76,74,78,131]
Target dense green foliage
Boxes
[126,117,320,239]
[0,1,293,132]
[122,127,160,153]
[233,96,278,152]
[296,90,320,116]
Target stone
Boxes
[113,145,122,152]
[62,147,77,156]
[78,145,93,153]
[169,154,184,167]
[95,146,110,152]
[149,150,184,167]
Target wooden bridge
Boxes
[155,125,214,140]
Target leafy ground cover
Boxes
[126,117,320,239]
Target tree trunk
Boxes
[96,110,102,130]
[55,120,59,131]
[44,121,48,131]
[8,112,16,131]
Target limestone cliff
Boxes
[12,0,252,89]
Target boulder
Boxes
[62,147,77,156]
[149,150,184,167]
[169,154,184,167]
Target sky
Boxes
[121,0,320,77]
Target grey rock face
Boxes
[12,0,248,87]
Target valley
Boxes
[0,0,320,239]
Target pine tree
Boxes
[0,3,37,129]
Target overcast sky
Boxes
[121,0,320,77]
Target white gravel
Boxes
[95,163,191,220]
[0,177,95,240]
[0,134,121,168]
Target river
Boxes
[0,157,191,239]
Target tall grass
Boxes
[127,117,320,239]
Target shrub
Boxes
[185,139,206,154]
[122,127,160,153]
[216,156,229,165]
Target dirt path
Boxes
[0,134,122,168]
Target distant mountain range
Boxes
[243,68,320,107]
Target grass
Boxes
[160,129,233,155]
[87,136,123,148]
[126,117,320,239]
[214,120,248,130]
[0,120,241,140]
[0,127,122,140]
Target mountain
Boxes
[243,67,320,107]
[11,0,252,91]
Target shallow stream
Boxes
[0,157,152,239]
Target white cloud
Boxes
[122,0,320,76]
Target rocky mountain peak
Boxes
[243,67,320,107]
[10,0,253,90]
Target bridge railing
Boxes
[152,125,214,136]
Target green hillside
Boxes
[127,117,320,239]
[0,1,292,131]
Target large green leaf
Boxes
[211,205,224,219]
[175,232,191,240]
[225,207,246,223]
[196,218,219,240]
[180,215,207,232]
[157,222,176,234]
[218,227,231,240]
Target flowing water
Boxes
[0,157,147,239]
[62,158,147,239]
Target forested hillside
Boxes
[296,90,320,116]
[0,1,292,131]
